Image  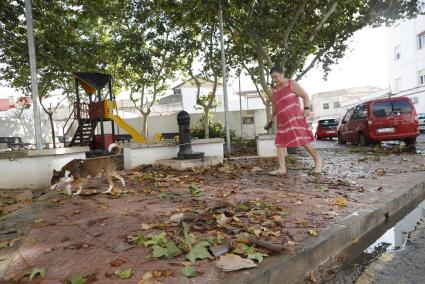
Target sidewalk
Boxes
[1,148,425,283]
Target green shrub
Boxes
[191,117,237,140]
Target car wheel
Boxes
[404,138,416,146]
[315,133,321,140]
[337,133,346,144]
[359,132,370,147]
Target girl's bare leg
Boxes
[269,147,287,175]
[303,143,322,173]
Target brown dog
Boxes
[50,143,125,195]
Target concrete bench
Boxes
[161,132,179,142]
[0,137,31,151]
[116,134,132,143]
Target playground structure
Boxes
[63,72,146,153]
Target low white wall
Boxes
[123,138,224,170]
[0,147,88,190]
[0,117,66,145]
[103,110,269,140]
[257,134,277,157]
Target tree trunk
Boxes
[48,113,56,148]
[203,108,210,138]
[141,113,149,137]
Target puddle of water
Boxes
[366,199,425,253]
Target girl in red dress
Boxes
[268,66,322,175]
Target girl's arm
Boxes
[290,80,312,118]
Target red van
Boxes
[337,97,419,146]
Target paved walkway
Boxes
[1,147,425,283]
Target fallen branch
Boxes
[235,232,284,253]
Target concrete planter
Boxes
[123,138,224,170]
[256,134,298,157]
[0,147,89,190]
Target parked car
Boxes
[418,113,425,132]
[337,97,419,146]
[313,118,339,140]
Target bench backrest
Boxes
[162,133,179,140]
[0,137,23,146]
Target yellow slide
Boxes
[111,115,146,143]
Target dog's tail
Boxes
[108,143,121,155]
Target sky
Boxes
[0,26,390,100]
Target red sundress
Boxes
[273,80,315,148]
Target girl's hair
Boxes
[269,66,284,75]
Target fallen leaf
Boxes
[215,254,257,272]
[141,223,154,230]
[182,266,197,278]
[110,258,127,267]
[144,232,167,247]
[210,243,230,257]
[272,215,282,222]
[309,271,318,283]
[251,167,263,174]
[247,252,268,263]
[287,241,297,246]
[114,268,133,279]
[129,234,145,246]
[112,241,134,253]
[335,196,348,207]
[216,213,231,226]
[66,273,87,284]
[188,185,203,197]
[0,240,9,249]
[29,267,45,280]
[294,200,303,205]
[186,241,212,262]
[308,230,318,237]
[151,241,182,259]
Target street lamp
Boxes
[25,0,43,150]
[218,0,231,153]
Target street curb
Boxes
[219,174,425,284]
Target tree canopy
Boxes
[0,0,422,137]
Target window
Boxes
[323,103,329,110]
[333,101,340,108]
[395,77,402,92]
[351,104,367,120]
[342,108,354,123]
[394,45,401,60]
[418,32,425,49]
[418,70,425,85]
[242,117,254,124]
[318,119,338,128]
[174,88,182,95]
[372,99,412,117]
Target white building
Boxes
[388,14,425,114]
[311,86,384,120]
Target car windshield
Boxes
[318,119,338,127]
[372,99,412,117]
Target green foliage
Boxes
[186,240,212,262]
[66,273,87,284]
[29,267,46,280]
[182,266,198,278]
[114,268,133,279]
[191,118,237,140]
[188,185,203,197]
